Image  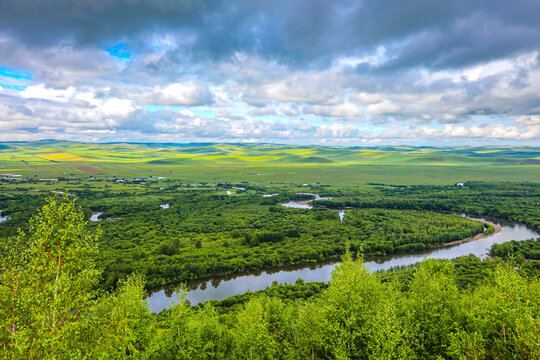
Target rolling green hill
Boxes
[0,141,539,185]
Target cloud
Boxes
[248,107,277,116]
[1,1,540,145]
[3,85,137,132]
[368,123,540,141]
[281,106,299,116]
[349,92,382,104]
[303,103,363,119]
[366,101,400,116]
[240,70,345,105]
[141,82,213,106]
[2,0,540,71]
[20,85,76,102]
[516,115,540,126]
[315,123,359,138]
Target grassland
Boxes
[0,140,539,185]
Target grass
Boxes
[0,141,539,185]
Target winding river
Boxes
[146,197,539,313]
[281,193,346,222]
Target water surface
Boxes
[0,210,10,223]
[89,212,102,222]
[147,215,538,313]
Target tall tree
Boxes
[0,195,153,359]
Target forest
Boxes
[1,176,540,359]
[1,180,494,290]
[0,180,538,290]
[313,182,540,231]
[0,197,538,359]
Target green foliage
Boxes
[255,231,285,243]
[309,252,409,359]
[152,291,231,360]
[483,224,495,235]
[153,255,540,359]
[2,180,538,291]
[450,263,540,359]
[315,181,540,232]
[490,238,540,260]
[490,238,540,278]
[193,281,328,315]
[0,196,154,359]
[1,200,539,359]
[1,150,540,359]
[404,259,462,358]
[86,193,484,290]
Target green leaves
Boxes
[0,195,101,358]
[0,195,153,359]
[458,263,540,359]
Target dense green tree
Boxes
[153,290,231,360]
[403,259,462,359]
[0,196,153,359]
[451,263,540,359]
[302,252,409,359]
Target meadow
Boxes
[1,140,540,185]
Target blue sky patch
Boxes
[106,43,131,60]
[0,67,32,80]
[0,84,27,91]
[192,109,217,118]
[143,104,181,112]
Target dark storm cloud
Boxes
[2,0,540,71]
[378,10,540,71]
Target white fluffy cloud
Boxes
[141,82,212,106]
[368,123,540,141]
[366,101,400,116]
[303,103,362,119]
[6,85,137,131]
[349,92,382,104]
[20,85,76,102]
[315,123,359,138]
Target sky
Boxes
[1,0,540,146]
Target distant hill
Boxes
[0,139,539,167]
[298,156,334,163]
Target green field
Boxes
[1,140,540,185]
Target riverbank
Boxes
[146,213,499,292]
[146,217,539,311]
[440,217,502,247]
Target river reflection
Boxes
[146,215,539,313]
[89,212,102,221]
[0,210,10,223]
